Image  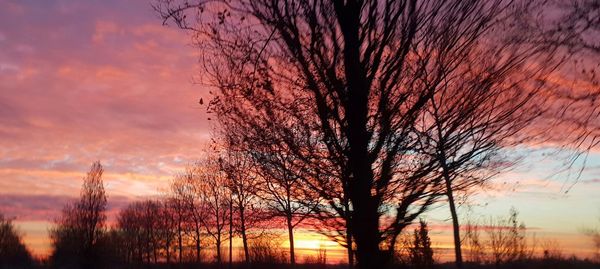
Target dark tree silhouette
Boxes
[168,172,196,263]
[415,30,555,266]
[171,166,206,263]
[159,199,178,264]
[194,159,231,264]
[50,161,108,269]
[409,219,434,269]
[218,136,263,264]
[116,199,174,265]
[0,213,33,269]
[230,125,321,266]
[154,1,563,268]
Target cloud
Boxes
[0,193,136,222]
[0,0,212,203]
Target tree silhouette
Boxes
[171,166,207,263]
[409,219,434,269]
[115,199,175,265]
[230,125,321,266]
[218,135,264,264]
[50,161,107,269]
[154,1,565,268]
[0,213,33,269]
[194,159,231,264]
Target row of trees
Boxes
[40,160,599,269]
[45,160,438,269]
[47,155,324,269]
[153,0,599,268]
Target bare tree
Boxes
[415,30,555,266]
[194,159,231,264]
[171,167,206,263]
[231,125,321,266]
[116,199,174,265]
[154,1,564,268]
[116,201,143,265]
[485,208,532,265]
[50,161,108,269]
[168,175,193,263]
[464,221,485,264]
[159,199,178,264]
[218,136,264,264]
[522,0,600,182]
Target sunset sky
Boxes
[0,0,599,262]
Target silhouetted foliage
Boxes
[50,161,108,269]
[218,136,265,264]
[247,236,287,265]
[115,199,170,266]
[0,213,33,269]
[463,208,535,266]
[409,220,434,269]
[581,224,600,262]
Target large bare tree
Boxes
[155,1,563,268]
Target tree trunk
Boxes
[154,241,158,263]
[216,237,222,264]
[346,228,354,269]
[239,206,250,263]
[195,224,202,263]
[440,155,463,269]
[351,194,383,269]
[286,214,296,266]
[229,200,233,269]
[446,181,463,269]
[166,236,171,265]
[344,198,354,269]
[178,221,183,263]
[336,1,383,267]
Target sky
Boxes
[0,0,599,262]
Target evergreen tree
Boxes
[410,219,434,269]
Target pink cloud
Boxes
[0,1,212,203]
[0,194,136,222]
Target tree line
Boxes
[1,162,599,269]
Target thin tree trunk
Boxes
[440,158,463,269]
[178,220,183,263]
[239,206,250,263]
[447,183,463,268]
[154,241,158,263]
[346,228,354,269]
[229,198,233,269]
[286,214,296,266]
[166,236,171,265]
[196,223,202,263]
[217,238,222,264]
